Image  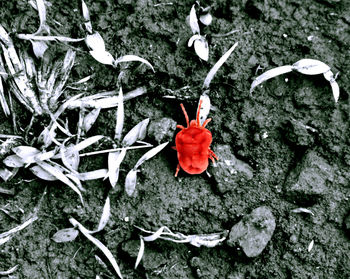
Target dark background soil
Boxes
[0,0,349,278]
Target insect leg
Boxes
[180,103,189,127]
[175,163,180,177]
[196,99,203,126]
[202,118,211,128]
[209,149,218,160]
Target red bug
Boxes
[174,100,218,176]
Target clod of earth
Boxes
[211,144,253,194]
[284,150,334,205]
[227,206,276,257]
[147,117,177,143]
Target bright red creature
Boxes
[174,100,218,176]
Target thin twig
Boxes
[212,29,240,38]
[79,144,153,157]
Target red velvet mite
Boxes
[173,100,218,176]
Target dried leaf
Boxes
[0,264,18,275]
[122,119,149,147]
[197,94,211,125]
[52,228,79,243]
[94,196,111,233]
[203,42,238,88]
[35,0,49,34]
[82,0,92,34]
[114,55,155,72]
[292,59,330,75]
[114,87,124,141]
[143,226,166,241]
[30,165,56,181]
[37,161,84,205]
[90,50,114,66]
[125,169,137,197]
[291,208,314,216]
[189,5,200,34]
[3,155,25,168]
[250,65,293,93]
[78,169,108,181]
[134,142,168,169]
[31,40,48,58]
[308,239,314,252]
[108,148,127,188]
[0,168,18,182]
[61,143,80,171]
[83,108,101,133]
[323,70,339,102]
[199,13,212,26]
[72,135,104,153]
[0,236,11,246]
[85,32,106,51]
[194,38,209,61]
[12,146,40,162]
[0,77,10,116]
[135,237,145,269]
[69,218,124,279]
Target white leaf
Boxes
[31,40,48,58]
[197,95,211,125]
[85,32,106,51]
[135,237,145,269]
[199,13,213,26]
[69,218,124,279]
[61,143,80,171]
[0,235,11,246]
[323,70,339,103]
[203,42,238,88]
[134,142,168,169]
[37,161,84,205]
[189,5,200,34]
[194,38,209,61]
[82,0,92,33]
[83,108,101,133]
[188,34,201,47]
[12,146,40,163]
[3,155,25,168]
[96,196,110,232]
[114,55,154,72]
[0,168,18,182]
[108,148,127,188]
[250,65,293,93]
[125,169,137,197]
[78,169,108,181]
[52,228,79,243]
[291,208,314,216]
[114,87,124,141]
[308,239,314,252]
[90,50,114,65]
[292,59,330,75]
[122,119,149,147]
[30,165,57,181]
[73,135,104,152]
[143,226,166,241]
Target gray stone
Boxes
[147,117,177,143]
[284,150,333,204]
[211,145,253,193]
[227,206,276,257]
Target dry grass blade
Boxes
[31,40,48,58]
[87,196,111,234]
[78,169,108,181]
[82,0,93,34]
[143,226,167,241]
[122,119,149,147]
[17,34,85,42]
[71,135,104,153]
[189,4,200,34]
[52,228,79,243]
[197,94,211,125]
[194,38,209,61]
[0,265,18,275]
[134,142,168,169]
[0,167,17,183]
[308,239,314,252]
[114,55,155,72]
[37,161,84,205]
[60,143,80,171]
[114,87,124,141]
[3,154,25,168]
[0,76,10,116]
[291,208,314,216]
[125,169,137,197]
[324,70,339,102]
[85,32,106,51]
[135,237,145,269]
[0,235,11,245]
[69,218,124,279]
[108,149,127,188]
[13,146,40,159]
[34,0,49,34]
[0,215,38,239]
[188,34,202,47]
[203,42,238,88]
[250,65,293,93]
[292,59,330,75]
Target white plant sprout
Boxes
[250,58,340,102]
[69,217,124,279]
[134,226,228,268]
[0,265,19,276]
[196,42,239,125]
[187,4,209,61]
[82,0,154,71]
[291,207,314,216]
[125,141,169,196]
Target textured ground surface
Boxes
[0,0,350,278]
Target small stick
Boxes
[79,144,152,157]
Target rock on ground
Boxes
[227,206,276,257]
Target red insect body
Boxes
[174,100,218,176]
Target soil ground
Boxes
[0,0,350,278]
